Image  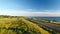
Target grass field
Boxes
[0,16,60,34]
[0,17,49,34]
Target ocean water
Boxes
[32,17,60,22]
[39,17,60,22]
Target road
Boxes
[33,20,60,32]
[26,18,60,33]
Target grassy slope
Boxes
[0,18,49,34]
[21,18,49,34]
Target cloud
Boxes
[0,10,60,16]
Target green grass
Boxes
[0,17,49,34]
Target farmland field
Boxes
[0,16,60,34]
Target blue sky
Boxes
[0,0,60,16]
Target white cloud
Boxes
[0,10,60,16]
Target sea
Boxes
[32,17,60,22]
[39,17,60,22]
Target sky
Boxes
[0,0,60,16]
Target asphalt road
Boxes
[26,18,60,33]
[33,20,60,32]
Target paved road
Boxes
[33,20,60,32]
[26,18,60,33]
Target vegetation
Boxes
[32,18,60,25]
[0,15,60,34]
[29,18,60,34]
[0,16,49,34]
